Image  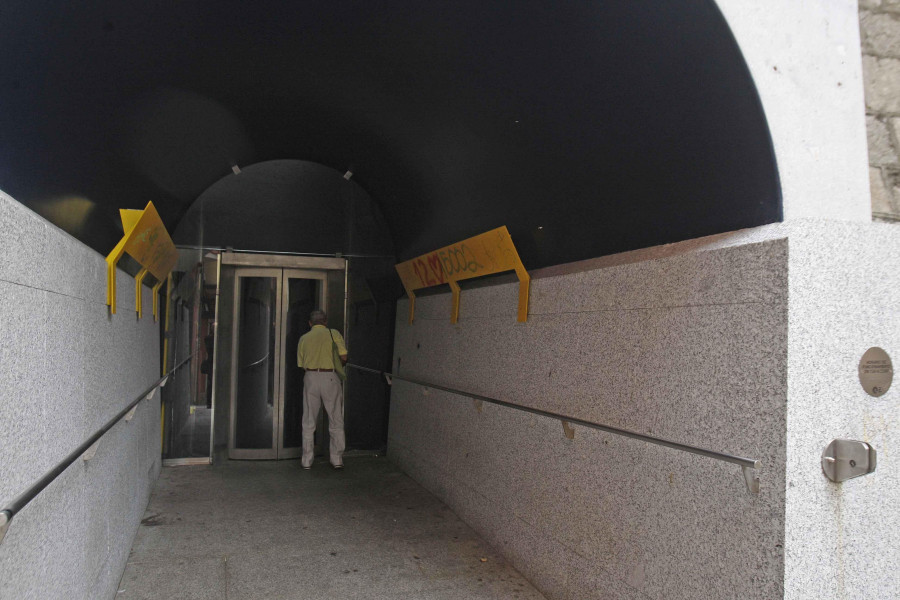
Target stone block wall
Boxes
[860,0,900,220]
[0,191,161,599]
[784,220,900,598]
[388,220,900,599]
[389,228,791,600]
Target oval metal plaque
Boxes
[858,347,893,397]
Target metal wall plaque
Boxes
[858,347,893,397]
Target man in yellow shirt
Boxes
[297,310,348,469]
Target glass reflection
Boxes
[235,277,276,449]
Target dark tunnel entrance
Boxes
[169,160,397,458]
[2,1,782,456]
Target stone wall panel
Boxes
[0,191,160,600]
[860,5,900,221]
[389,234,790,600]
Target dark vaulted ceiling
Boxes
[0,0,780,270]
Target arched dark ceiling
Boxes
[0,0,780,270]
[175,160,394,256]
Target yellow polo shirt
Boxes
[297,325,347,369]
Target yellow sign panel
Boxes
[121,203,178,281]
[395,226,530,323]
[105,201,178,315]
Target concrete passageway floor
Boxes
[118,456,546,599]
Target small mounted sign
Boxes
[858,347,893,397]
[105,201,178,316]
[395,226,530,324]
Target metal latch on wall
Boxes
[821,439,877,483]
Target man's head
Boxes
[309,310,327,326]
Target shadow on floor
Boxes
[118,456,546,600]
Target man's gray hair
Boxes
[309,310,327,325]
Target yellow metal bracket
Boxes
[105,201,178,316]
[395,226,530,324]
[135,268,149,318]
[151,280,164,322]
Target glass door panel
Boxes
[278,271,326,458]
[230,270,282,459]
[229,266,335,460]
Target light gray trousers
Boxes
[301,371,345,467]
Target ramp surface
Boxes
[118,456,546,600]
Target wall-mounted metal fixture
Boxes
[353,363,761,494]
[0,512,9,546]
[743,466,760,494]
[822,439,877,483]
[135,268,149,318]
[152,279,165,321]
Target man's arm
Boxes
[333,330,348,365]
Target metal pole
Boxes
[174,245,393,260]
[347,363,760,470]
[208,252,222,462]
[342,259,349,422]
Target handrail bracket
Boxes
[742,465,760,495]
[0,510,10,545]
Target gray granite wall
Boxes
[783,220,899,598]
[389,230,791,599]
[388,221,900,599]
[0,191,161,599]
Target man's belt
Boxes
[306,368,334,372]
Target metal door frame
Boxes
[276,269,327,459]
[228,267,331,460]
[229,267,283,459]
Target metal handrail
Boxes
[175,244,395,259]
[348,363,762,494]
[0,355,193,543]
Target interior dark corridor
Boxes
[1,0,785,468]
